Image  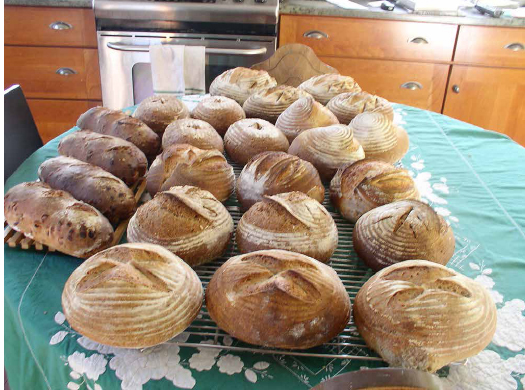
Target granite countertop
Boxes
[281,0,525,27]
[4,0,525,27]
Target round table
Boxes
[5,97,525,390]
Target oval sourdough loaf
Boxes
[275,96,339,142]
[209,67,277,105]
[236,192,338,263]
[58,130,148,186]
[147,144,235,202]
[242,85,311,124]
[38,156,136,224]
[133,95,190,135]
[4,182,114,258]
[224,118,289,165]
[191,95,245,136]
[354,260,497,372]
[327,91,394,124]
[77,107,160,159]
[330,159,420,223]
[353,200,455,271]
[288,124,365,181]
[206,249,350,349]
[162,118,224,153]
[298,74,362,105]
[127,186,234,266]
[236,151,325,211]
[62,243,203,348]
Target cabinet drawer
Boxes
[280,15,457,62]
[27,99,102,144]
[5,46,101,100]
[321,57,449,112]
[455,26,525,68]
[4,6,97,48]
[443,66,525,146]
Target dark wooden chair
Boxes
[251,43,339,87]
[4,85,43,182]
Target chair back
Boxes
[251,43,339,87]
[4,85,43,182]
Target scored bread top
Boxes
[298,74,362,105]
[133,95,190,135]
[327,91,394,124]
[162,118,224,153]
[191,95,246,136]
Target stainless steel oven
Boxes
[94,0,279,109]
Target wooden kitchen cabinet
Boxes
[321,57,449,112]
[443,66,525,145]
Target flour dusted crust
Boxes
[330,159,420,223]
[275,96,339,142]
[236,192,338,263]
[354,260,497,372]
[162,118,224,153]
[242,85,312,124]
[206,249,350,349]
[350,112,409,164]
[191,96,246,136]
[127,186,234,267]
[298,74,362,105]
[224,118,289,165]
[4,182,114,258]
[353,200,455,271]
[133,95,190,135]
[209,67,277,105]
[327,91,394,124]
[147,144,235,202]
[62,243,203,348]
[288,124,365,181]
[236,151,325,211]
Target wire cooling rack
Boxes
[171,161,383,362]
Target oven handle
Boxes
[107,42,267,56]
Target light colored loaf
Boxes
[162,118,224,153]
[133,95,190,135]
[191,95,245,136]
[298,74,362,105]
[326,91,394,124]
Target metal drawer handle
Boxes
[452,85,460,93]
[401,81,423,90]
[504,42,524,51]
[303,30,329,39]
[49,21,72,30]
[56,67,77,76]
[408,37,429,44]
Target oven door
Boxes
[98,32,276,109]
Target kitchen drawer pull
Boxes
[49,21,72,30]
[303,30,329,40]
[400,82,423,90]
[452,85,460,94]
[504,42,524,51]
[408,37,429,44]
[56,67,77,76]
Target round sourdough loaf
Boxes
[224,118,289,165]
[242,85,311,123]
[4,182,114,258]
[275,96,339,142]
[236,192,338,263]
[209,67,277,105]
[62,243,203,348]
[206,249,350,349]
[288,124,365,181]
[330,160,420,223]
[191,96,245,136]
[133,95,190,135]
[236,151,325,211]
[162,118,224,153]
[127,186,233,266]
[327,91,394,124]
[353,200,455,271]
[354,260,497,372]
[147,144,235,202]
[349,112,408,163]
[298,74,362,105]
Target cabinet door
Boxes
[443,66,525,146]
[321,57,449,112]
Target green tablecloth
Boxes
[5,97,525,390]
